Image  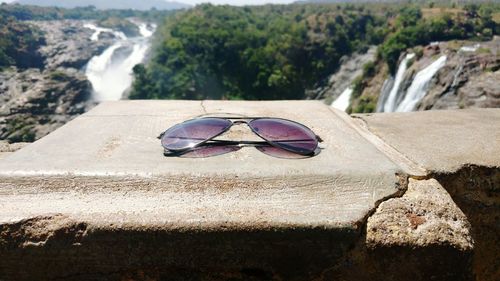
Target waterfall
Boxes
[376,77,394,112]
[84,22,155,101]
[396,55,447,112]
[137,23,156,38]
[451,62,464,89]
[460,44,480,52]
[330,87,353,111]
[83,23,126,41]
[381,53,415,112]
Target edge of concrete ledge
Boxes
[329,108,428,177]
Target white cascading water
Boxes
[382,53,415,112]
[83,23,127,41]
[330,87,353,111]
[460,44,480,52]
[84,22,155,101]
[137,23,154,37]
[396,55,447,112]
[376,77,394,112]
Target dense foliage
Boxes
[346,2,500,113]
[15,0,189,11]
[380,4,499,73]
[132,2,499,101]
[130,4,388,100]
[0,15,45,69]
[0,3,174,69]
[0,4,173,22]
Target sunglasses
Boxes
[158,117,323,158]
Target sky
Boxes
[0,0,296,5]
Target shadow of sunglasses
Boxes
[163,143,321,159]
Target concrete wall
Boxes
[0,101,498,281]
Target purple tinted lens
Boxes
[179,145,241,158]
[161,118,232,151]
[256,146,311,159]
[249,118,318,155]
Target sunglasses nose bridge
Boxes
[232,120,249,125]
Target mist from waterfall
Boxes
[395,55,447,112]
[84,22,156,101]
[380,53,415,112]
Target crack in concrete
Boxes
[200,100,208,114]
[329,108,427,178]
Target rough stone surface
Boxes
[0,141,28,153]
[307,46,377,103]
[435,166,500,281]
[30,20,115,70]
[0,68,95,142]
[454,71,500,108]
[367,178,473,250]
[0,141,28,160]
[418,39,500,110]
[355,108,500,172]
[0,20,115,143]
[358,108,500,281]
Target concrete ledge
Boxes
[0,101,406,230]
[1,102,499,280]
[354,108,500,173]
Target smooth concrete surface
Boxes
[355,108,500,173]
[0,101,406,230]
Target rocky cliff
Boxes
[0,20,115,143]
[31,20,115,70]
[418,39,500,110]
[307,46,377,104]
[325,37,500,113]
[0,68,93,142]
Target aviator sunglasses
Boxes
[159,117,323,158]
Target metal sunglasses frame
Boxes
[158,117,323,156]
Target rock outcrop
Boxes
[419,40,500,110]
[0,20,117,143]
[371,37,500,112]
[337,37,500,113]
[30,20,116,70]
[0,68,94,142]
[308,46,377,104]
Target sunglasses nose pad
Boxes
[233,120,247,125]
